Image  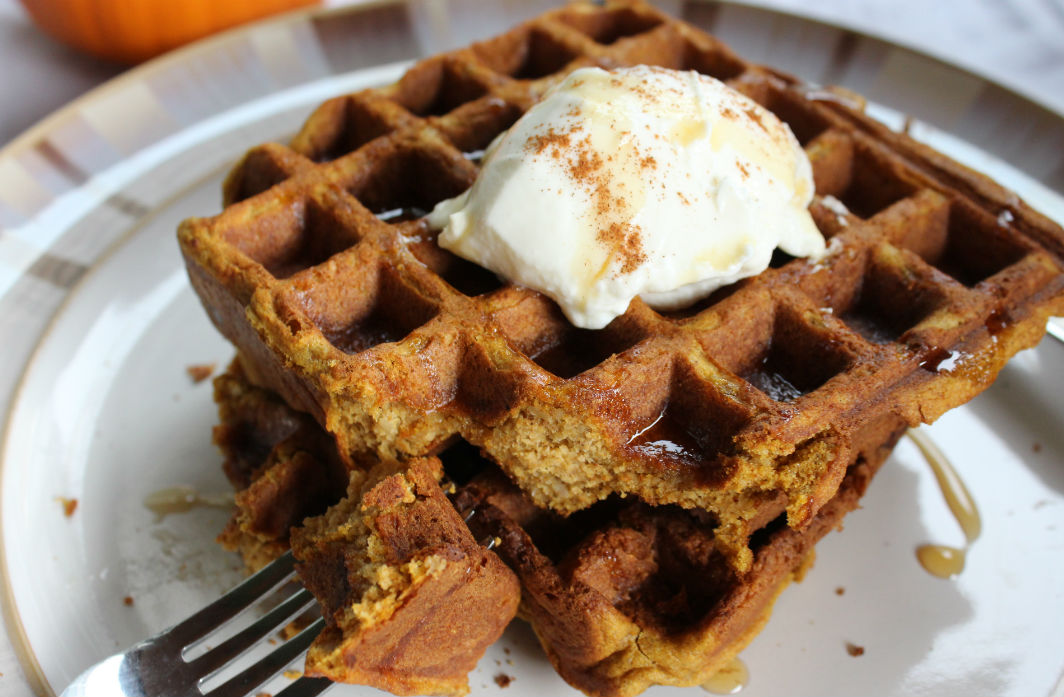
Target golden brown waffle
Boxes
[181,0,1064,570]
[213,365,521,695]
[213,362,348,571]
[212,362,902,697]
[454,443,895,697]
[292,457,520,696]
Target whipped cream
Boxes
[427,65,825,329]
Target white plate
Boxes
[2,2,1064,696]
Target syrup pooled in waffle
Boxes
[212,362,903,697]
[180,0,1064,569]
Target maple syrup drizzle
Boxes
[375,206,428,223]
[701,657,749,695]
[143,486,233,521]
[906,429,981,578]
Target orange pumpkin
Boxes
[19,0,320,64]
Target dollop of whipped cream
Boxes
[427,65,825,329]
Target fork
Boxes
[60,550,333,697]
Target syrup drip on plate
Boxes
[143,486,233,522]
[906,429,981,578]
[701,657,749,695]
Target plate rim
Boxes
[3,0,1064,167]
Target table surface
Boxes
[1,0,1063,694]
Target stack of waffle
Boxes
[180,2,1064,695]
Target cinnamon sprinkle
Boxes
[527,126,573,156]
[599,221,646,273]
[528,116,651,277]
[744,106,768,132]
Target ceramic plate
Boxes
[2,2,1063,696]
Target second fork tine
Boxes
[162,550,299,649]
[206,617,326,697]
[187,587,316,675]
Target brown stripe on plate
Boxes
[682,1,721,29]
[959,81,1064,188]
[33,139,90,185]
[34,139,150,218]
[25,252,89,289]
[310,3,418,76]
[103,194,150,218]
[822,29,861,86]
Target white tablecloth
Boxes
[1,0,1062,694]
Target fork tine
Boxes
[204,616,325,697]
[188,587,316,675]
[163,551,298,647]
[275,675,334,697]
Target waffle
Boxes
[291,456,520,696]
[180,0,1064,570]
[214,364,521,695]
[179,0,1064,570]
[212,361,902,696]
[213,362,348,571]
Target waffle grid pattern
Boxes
[180,0,1064,568]
[213,361,902,697]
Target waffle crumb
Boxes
[835,587,845,596]
[57,497,77,517]
[282,670,302,680]
[123,596,134,606]
[846,642,865,657]
[494,674,514,688]
[186,363,216,383]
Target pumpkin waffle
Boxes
[180,0,1064,571]
[213,360,348,571]
[213,363,521,695]
[211,361,902,697]
[291,456,520,696]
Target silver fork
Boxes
[60,550,333,697]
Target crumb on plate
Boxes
[57,497,77,517]
[186,363,216,383]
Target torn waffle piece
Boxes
[292,457,520,696]
[213,362,348,572]
[213,370,520,694]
